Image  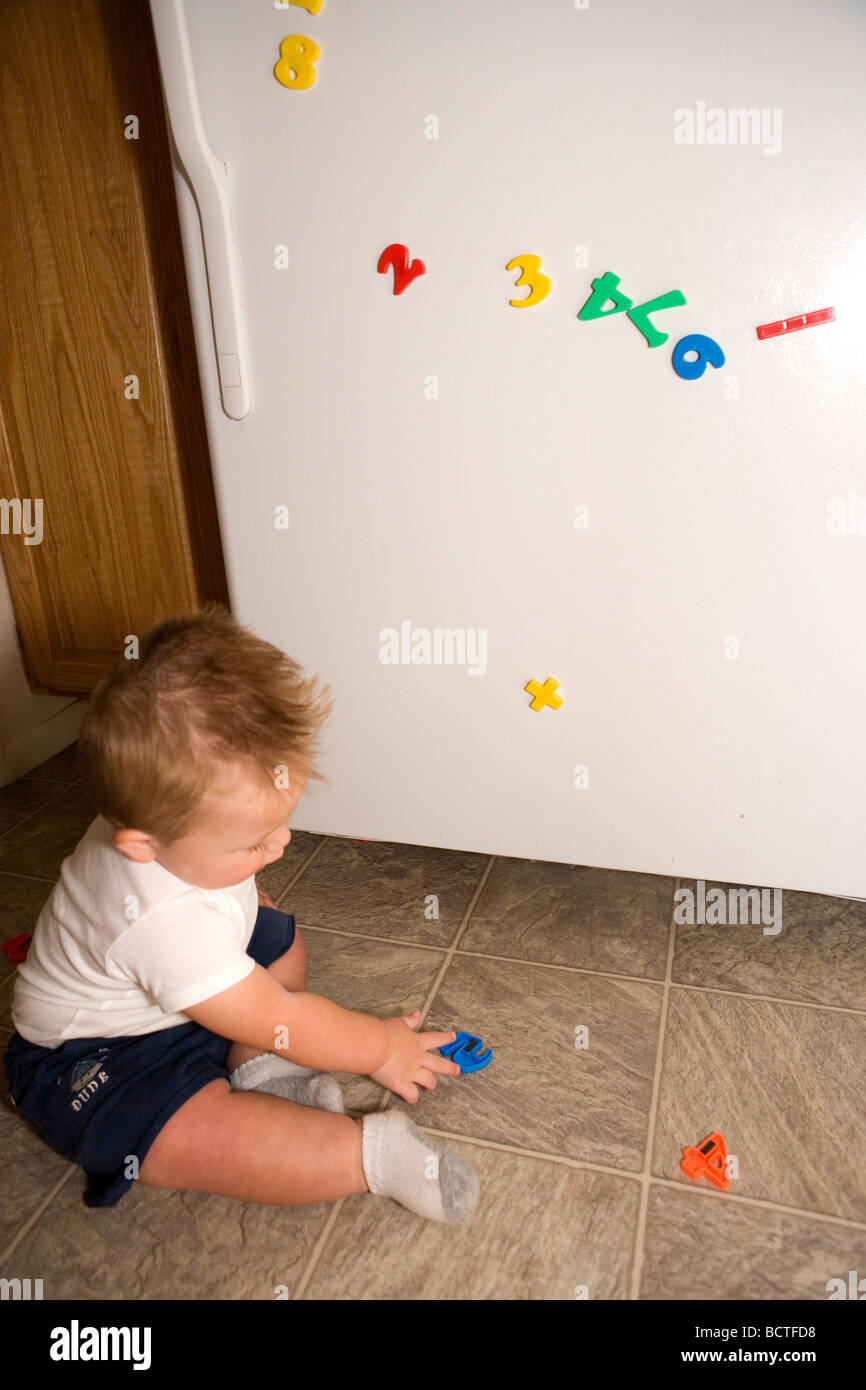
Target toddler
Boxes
[3,606,479,1224]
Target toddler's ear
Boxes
[112,828,158,863]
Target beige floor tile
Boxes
[672,881,866,1010]
[460,858,674,978]
[384,953,663,1169]
[0,786,97,880]
[0,1035,75,1256]
[21,742,82,785]
[303,1140,641,1300]
[0,876,53,990]
[653,989,866,1222]
[0,1175,333,1300]
[300,929,455,1114]
[254,830,326,903]
[274,838,489,947]
[641,1184,866,1300]
[0,779,73,838]
[0,979,14,1034]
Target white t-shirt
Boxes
[12,815,259,1048]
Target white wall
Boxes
[0,559,84,787]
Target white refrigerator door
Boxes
[148,0,866,898]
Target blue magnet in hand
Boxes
[440,1031,492,1073]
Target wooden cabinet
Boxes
[0,0,228,695]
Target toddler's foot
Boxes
[229,1054,345,1113]
[361,1110,479,1224]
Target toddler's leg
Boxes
[138,1080,478,1222]
[230,1053,345,1113]
[138,1079,366,1205]
[360,1110,479,1223]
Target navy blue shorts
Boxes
[2,905,295,1209]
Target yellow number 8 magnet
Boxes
[275,35,321,90]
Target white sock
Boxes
[229,1053,345,1113]
[361,1110,479,1224]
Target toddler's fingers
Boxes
[425,1053,462,1076]
[422,1029,458,1048]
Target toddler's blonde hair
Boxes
[77,603,334,842]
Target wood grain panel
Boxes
[0,0,229,694]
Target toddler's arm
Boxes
[184,964,391,1074]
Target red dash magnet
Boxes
[756,307,835,341]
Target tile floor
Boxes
[1,742,865,1299]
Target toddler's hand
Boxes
[368,1011,461,1103]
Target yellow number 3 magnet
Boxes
[275,35,321,90]
[506,254,551,308]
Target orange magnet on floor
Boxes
[681,1131,730,1189]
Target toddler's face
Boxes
[112,761,308,890]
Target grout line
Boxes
[285,923,866,1018]
[411,1125,866,1233]
[15,776,79,787]
[629,878,680,1299]
[266,837,334,901]
[643,1177,866,1232]
[0,1166,78,1266]
[411,1128,647,1183]
[0,870,57,885]
[666,979,866,1016]
[290,1197,349,1301]
[0,784,83,843]
[408,856,498,1009]
[291,856,498,1298]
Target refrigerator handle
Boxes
[148,0,252,420]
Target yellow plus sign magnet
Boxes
[525,677,563,711]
